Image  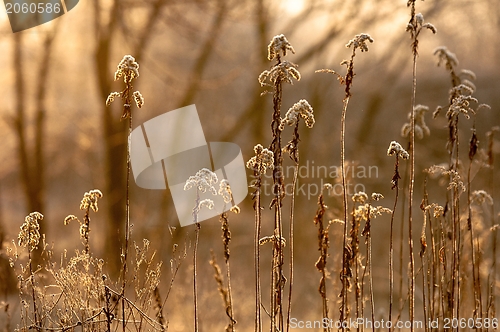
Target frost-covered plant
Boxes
[316,32,373,326]
[184,168,218,332]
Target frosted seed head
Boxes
[387,141,409,160]
[133,91,144,109]
[184,168,218,195]
[352,192,368,204]
[247,144,274,175]
[281,99,315,129]
[434,46,459,68]
[114,55,140,83]
[268,34,295,61]
[346,33,374,52]
[218,179,233,204]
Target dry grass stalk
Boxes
[316,32,373,330]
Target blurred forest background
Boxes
[0,0,500,330]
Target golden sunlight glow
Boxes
[282,0,305,15]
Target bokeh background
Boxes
[0,0,499,330]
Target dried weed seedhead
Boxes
[63,190,103,254]
[219,179,233,204]
[401,105,430,139]
[267,34,295,61]
[387,141,409,190]
[387,141,410,160]
[434,46,459,75]
[352,192,368,204]
[471,190,494,206]
[246,144,274,175]
[18,212,43,252]
[316,33,373,99]
[353,201,392,222]
[259,34,300,92]
[106,55,143,119]
[424,203,445,218]
[79,189,103,212]
[114,55,140,83]
[279,99,315,131]
[406,1,436,55]
[345,33,374,53]
[258,61,301,89]
[446,88,478,120]
[281,99,315,163]
[184,168,218,195]
[444,169,466,193]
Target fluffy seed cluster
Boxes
[198,199,215,211]
[80,189,103,212]
[387,141,410,159]
[114,55,140,83]
[346,33,374,52]
[401,104,430,139]
[246,144,274,175]
[184,168,218,195]
[259,61,301,88]
[434,46,458,68]
[18,212,43,252]
[352,192,368,204]
[279,99,315,130]
[424,203,445,218]
[218,179,233,204]
[444,170,466,193]
[371,193,384,201]
[267,34,295,61]
[471,190,494,206]
[447,88,479,119]
[105,92,121,106]
[407,13,436,34]
[353,204,392,222]
[133,91,144,109]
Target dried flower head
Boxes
[80,189,103,212]
[230,205,241,214]
[279,99,315,131]
[106,92,121,106]
[198,199,214,211]
[447,93,478,119]
[471,190,494,206]
[246,144,274,175]
[407,13,436,34]
[444,170,466,193]
[18,212,43,252]
[64,215,79,226]
[401,105,430,139]
[371,193,384,201]
[107,55,144,120]
[184,168,218,195]
[218,179,233,204]
[460,69,476,81]
[353,204,392,222]
[114,55,140,83]
[259,60,301,88]
[133,91,144,109]
[352,192,368,204]
[346,33,374,52]
[387,141,410,159]
[267,34,295,61]
[434,46,458,68]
